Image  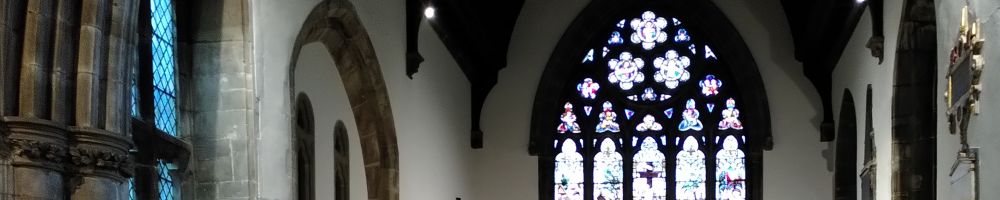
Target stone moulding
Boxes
[2,117,69,172]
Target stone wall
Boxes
[935,0,1000,199]
[180,0,257,199]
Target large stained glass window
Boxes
[549,10,750,200]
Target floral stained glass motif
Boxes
[594,139,624,200]
[625,109,635,121]
[665,108,675,119]
[678,99,704,131]
[676,136,706,200]
[630,11,669,50]
[609,31,625,45]
[674,29,691,43]
[556,140,585,200]
[596,101,621,133]
[578,78,601,99]
[608,52,645,90]
[699,75,722,96]
[636,115,663,132]
[629,88,671,102]
[653,50,692,89]
[718,98,744,130]
[716,136,746,200]
[633,137,666,199]
[559,103,583,133]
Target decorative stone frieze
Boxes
[2,117,69,172]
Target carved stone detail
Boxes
[69,147,133,178]
[8,139,67,164]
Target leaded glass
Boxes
[151,0,178,136]
[678,99,703,131]
[547,9,751,200]
[158,160,176,200]
[594,138,624,200]
[608,52,645,90]
[559,103,583,134]
[129,178,137,200]
[556,139,584,200]
[676,136,705,200]
[652,50,691,89]
[596,102,621,133]
[715,136,746,200]
[718,98,743,130]
[632,137,666,199]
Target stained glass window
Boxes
[548,8,751,200]
[150,0,178,136]
[555,139,584,200]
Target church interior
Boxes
[0,0,997,199]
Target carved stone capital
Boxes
[69,147,132,180]
[2,117,69,171]
[68,127,134,180]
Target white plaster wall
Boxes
[253,0,473,199]
[935,1,1000,199]
[254,0,838,199]
[294,42,370,200]
[831,1,903,200]
[472,0,835,199]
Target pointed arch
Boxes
[530,1,770,199]
[834,89,857,200]
[288,1,399,199]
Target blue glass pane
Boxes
[150,0,177,136]
[131,72,139,117]
[158,160,176,200]
[128,178,137,200]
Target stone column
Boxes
[3,117,69,200]
[67,0,135,199]
[0,0,136,199]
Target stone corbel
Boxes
[865,0,885,64]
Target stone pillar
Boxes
[67,0,136,199]
[3,117,69,200]
[0,0,136,199]
[891,0,937,199]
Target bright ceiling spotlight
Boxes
[424,7,436,19]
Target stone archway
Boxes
[288,1,399,200]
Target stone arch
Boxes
[288,1,399,199]
[834,89,857,200]
[295,93,317,200]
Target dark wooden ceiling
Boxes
[406,0,879,148]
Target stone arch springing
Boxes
[288,0,400,199]
[295,93,316,200]
[334,120,349,200]
[834,89,857,200]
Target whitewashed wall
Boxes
[935,0,1000,199]
[830,1,903,200]
[251,0,836,199]
[294,42,369,200]
[253,0,472,199]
